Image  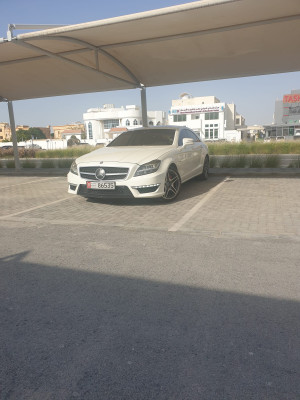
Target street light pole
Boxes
[7,100,21,169]
[140,85,148,127]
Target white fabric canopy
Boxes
[1,0,300,101]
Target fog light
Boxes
[131,184,160,194]
[131,184,160,189]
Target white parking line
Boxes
[0,196,73,219]
[0,177,62,189]
[168,177,230,232]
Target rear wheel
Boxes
[162,167,181,201]
[199,156,209,180]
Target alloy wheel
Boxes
[162,168,181,201]
[200,157,209,180]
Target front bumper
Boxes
[67,163,166,199]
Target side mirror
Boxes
[182,138,194,147]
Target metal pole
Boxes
[7,101,21,169]
[140,85,148,127]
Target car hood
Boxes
[76,146,174,165]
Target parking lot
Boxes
[0,174,299,238]
[0,174,299,400]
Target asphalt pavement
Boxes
[0,174,299,400]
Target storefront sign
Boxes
[283,94,300,103]
[171,104,224,114]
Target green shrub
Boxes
[21,159,36,168]
[249,156,264,168]
[6,160,15,168]
[0,160,2,168]
[219,157,234,168]
[264,155,280,168]
[209,156,217,168]
[207,141,300,155]
[231,156,247,168]
[218,156,247,168]
[36,146,97,159]
[40,159,55,168]
[18,148,36,158]
[287,156,300,168]
[0,148,14,158]
[57,159,73,168]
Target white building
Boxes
[83,104,166,143]
[168,93,245,142]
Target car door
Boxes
[176,129,200,180]
[187,130,204,176]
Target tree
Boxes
[28,127,46,139]
[16,127,46,142]
[16,129,31,142]
[67,135,80,147]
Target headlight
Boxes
[134,160,161,177]
[70,161,78,175]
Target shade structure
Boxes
[0,0,300,101]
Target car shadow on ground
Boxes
[1,251,299,400]
[85,176,225,207]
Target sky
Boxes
[0,0,300,127]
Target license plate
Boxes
[87,181,116,190]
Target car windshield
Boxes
[107,129,175,146]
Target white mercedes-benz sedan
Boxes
[67,126,209,201]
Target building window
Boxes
[205,124,218,139]
[126,119,130,126]
[88,122,93,139]
[104,119,119,129]
[133,119,138,126]
[191,114,200,120]
[205,112,219,120]
[173,114,186,122]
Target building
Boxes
[0,123,11,141]
[37,126,51,139]
[52,123,85,139]
[266,89,300,139]
[239,125,265,141]
[60,129,84,141]
[16,125,30,131]
[83,104,166,143]
[168,93,245,142]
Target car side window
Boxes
[178,130,190,146]
[188,130,201,142]
[178,129,201,146]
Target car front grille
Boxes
[77,184,133,199]
[79,166,129,181]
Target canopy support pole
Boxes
[7,101,21,169]
[140,86,148,127]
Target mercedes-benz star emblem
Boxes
[95,168,106,180]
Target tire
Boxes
[161,166,181,201]
[199,156,209,180]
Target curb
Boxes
[0,168,69,176]
[209,168,300,176]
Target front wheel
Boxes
[162,167,181,201]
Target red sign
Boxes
[283,94,300,103]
